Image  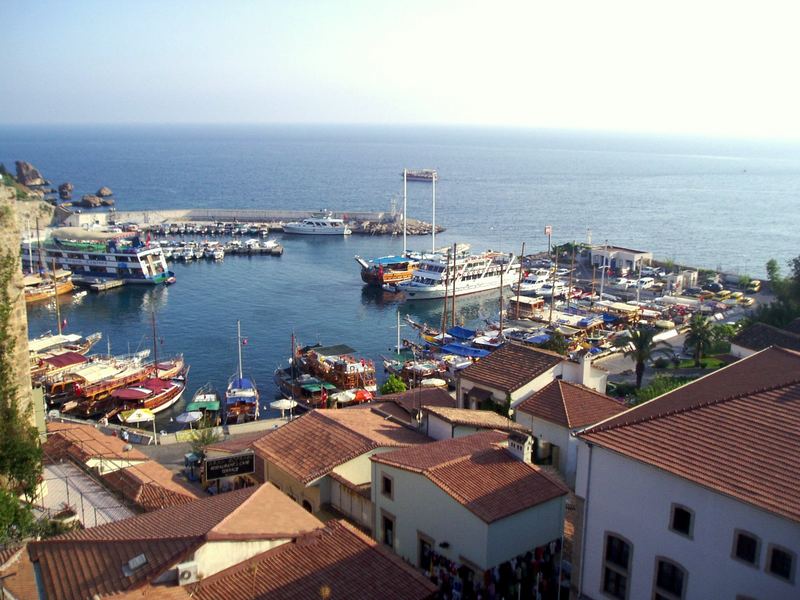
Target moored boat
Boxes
[355,255,418,286]
[283,211,351,235]
[112,377,184,417]
[186,383,222,426]
[403,169,438,182]
[225,321,260,424]
[295,343,377,393]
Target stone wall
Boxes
[0,184,35,427]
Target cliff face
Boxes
[14,161,45,187]
[0,184,34,425]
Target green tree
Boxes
[614,326,668,389]
[536,332,569,356]
[380,374,406,395]
[684,314,716,368]
[189,427,222,458]
[0,247,43,545]
[633,376,695,405]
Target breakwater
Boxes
[56,207,442,235]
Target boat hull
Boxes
[283,225,351,235]
[399,276,518,301]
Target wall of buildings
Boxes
[372,462,490,569]
[515,414,575,486]
[485,495,565,568]
[576,443,800,599]
[193,539,289,578]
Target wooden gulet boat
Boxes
[113,378,185,419]
[296,343,377,393]
[225,321,260,424]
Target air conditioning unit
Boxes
[177,561,199,586]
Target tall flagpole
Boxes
[431,173,436,253]
[403,169,408,255]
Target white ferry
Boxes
[22,228,174,285]
[396,249,520,300]
[283,211,352,235]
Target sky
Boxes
[3,0,800,138]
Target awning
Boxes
[186,400,220,412]
[446,326,477,340]
[42,352,88,369]
[439,343,490,358]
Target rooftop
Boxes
[423,405,528,434]
[516,380,626,429]
[165,520,436,600]
[45,421,149,463]
[458,343,563,393]
[373,431,568,523]
[27,484,324,600]
[253,408,430,485]
[731,321,800,352]
[101,460,200,512]
[580,347,800,523]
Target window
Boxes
[669,505,693,538]
[732,530,760,566]
[418,534,433,571]
[767,545,796,583]
[653,558,686,600]
[381,473,393,499]
[602,533,632,600]
[381,512,395,547]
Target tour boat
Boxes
[395,249,521,301]
[23,274,75,303]
[224,321,260,424]
[355,255,418,286]
[294,343,377,393]
[403,169,438,182]
[273,367,339,410]
[22,229,173,285]
[511,269,551,296]
[112,377,185,416]
[283,211,351,235]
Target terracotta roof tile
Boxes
[0,545,38,600]
[784,317,800,335]
[101,461,200,512]
[580,347,800,522]
[379,387,457,413]
[27,484,325,600]
[253,409,430,485]
[458,343,563,393]
[373,431,568,523]
[206,430,271,454]
[423,406,528,433]
[45,421,149,463]
[516,381,626,429]
[186,520,437,600]
[731,322,800,352]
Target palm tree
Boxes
[614,325,667,388]
[684,314,715,368]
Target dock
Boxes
[73,276,126,292]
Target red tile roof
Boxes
[184,520,436,600]
[45,421,149,463]
[28,484,324,600]
[206,429,273,454]
[423,406,528,433]
[101,460,200,512]
[458,343,563,393]
[516,380,626,429]
[379,387,457,413]
[0,545,38,600]
[373,431,568,523]
[580,347,800,523]
[253,409,430,485]
[731,322,800,352]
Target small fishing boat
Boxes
[186,383,222,426]
[403,169,438,182]
[273,368,339,410]
[225,321,260,424]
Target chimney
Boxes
[579,352,592,386]
[507,433,533,464]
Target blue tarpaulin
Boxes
[440,343,490,358]
[526,334,551,345]
[602,314,618,323]
[446,326,477,340]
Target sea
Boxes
[3,124,800,426]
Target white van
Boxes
[637,277,655,289]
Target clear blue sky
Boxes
[3,0,799,138]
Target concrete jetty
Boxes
[56,207,443,235]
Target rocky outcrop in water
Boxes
[80,194,103,208]
[58,182,74,200]
[97,186,113,197]
[15,161,45,187]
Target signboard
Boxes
[204,452,255,480]
[544,225,552,236]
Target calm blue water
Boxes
[6,125,800,425]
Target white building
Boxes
[421,405,527,440]
[590,245,652,276]
[514,380,625,487]
[456,342,607,411]
[573,346,800,600]
[372,430,569,598]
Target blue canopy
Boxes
[440,343,490,358]
[230,377,255,390]
[446,326,477,340]
[602,314,619,323]
[371,255,409,265]
[526,334,551,345]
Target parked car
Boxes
[703,282,724,293]
[636,277,655,289]
[739,296,755,307]
[715,290,732,300]
[746,280,762,293]
[730,291,744,300]
[685,287,703,297]
[641,266,666,278]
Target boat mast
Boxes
[236,320,243,380]
[151,311,158,375]
[599,239,607,299]
[566,243,576,312]
[290,331,296,400]
[515,242,525,319]
[396,310,401,354]
[403,169,407,255]
[441,254,449,333]
[499,266,504,335]
[549,250,558,326]
[431,174,436,253]
[52,258,62,336]
[451,243,457,330]
[36,218,45,274]
[26,219,33,274]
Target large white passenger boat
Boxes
[396,249,520,300]
[22,228,173,285]
[283,211,352,235]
